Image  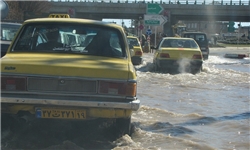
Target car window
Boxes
[127,37,140,46]
[195,34,206,41]
[12,23,126,58]
[37,33,47,46]
[1,23,21,41]
[161,39,171,47]
[81,33,96,47]
[160,39,198,48]
[184,34,207,41]
[185,34,194,39]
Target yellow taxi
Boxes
[1,14,140,135]
[152,37,203,74]
[127,36,143,65]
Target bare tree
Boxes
[5,0,52,21]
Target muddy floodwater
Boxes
[1,47,250,150]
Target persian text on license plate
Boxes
[36,108,86,119]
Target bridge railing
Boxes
[49,0,250,5]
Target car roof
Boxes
[162,37,194,40]
[1,22,22,26]
[127,36,138,39]
[86,33,97,35]
[23,18,123,29]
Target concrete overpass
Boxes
[47,0,250,35]
[49,0,250,22]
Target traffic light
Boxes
[228,21,235,32]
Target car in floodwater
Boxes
[152,37,203,74]
[0,22,22,57]
[1,14,140,136]
[127,36,143,65]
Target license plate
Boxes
[36,108,86,119]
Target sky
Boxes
[102,19,132,27]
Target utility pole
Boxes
[122,19,124,27]
[237,23,241,49]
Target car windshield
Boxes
[12,23,126,58]
[127,37,140,46]
[184,34,207,43]
[1,23,21,41]
[160,39,198,48]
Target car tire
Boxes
[132,60,140,66]
[115,117,131,136]
[191,66,202,74]
[153,61,160,72]
[155,64,160,72]
[153,64,157,71]
[203,55,209,60]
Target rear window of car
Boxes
[127,37,140,46]
[183,33,208,42]
[160,39,199,48]
[11,22,126,58]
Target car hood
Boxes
[1,53,135,79]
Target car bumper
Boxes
[131,56,142,65]
[1,97,140,111]
[1,97,140,119]
[156,59,203,70]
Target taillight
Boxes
[135,51,142,56]
[1,76,27,91]
[193,54,202,59]
[98,81,136,97]
[160,53,170,58]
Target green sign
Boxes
[145,20,160,25]
[228,26,235,32]
[147,4,164,14]
[229,21,235,26]
[228,21,235,32]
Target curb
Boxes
[224,54,249,59]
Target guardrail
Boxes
[49,0,250,5]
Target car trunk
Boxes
[1,53,130,79]
[160,48,201,59]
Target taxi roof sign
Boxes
[49,14,70,18]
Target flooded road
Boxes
[1,47,250,150]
